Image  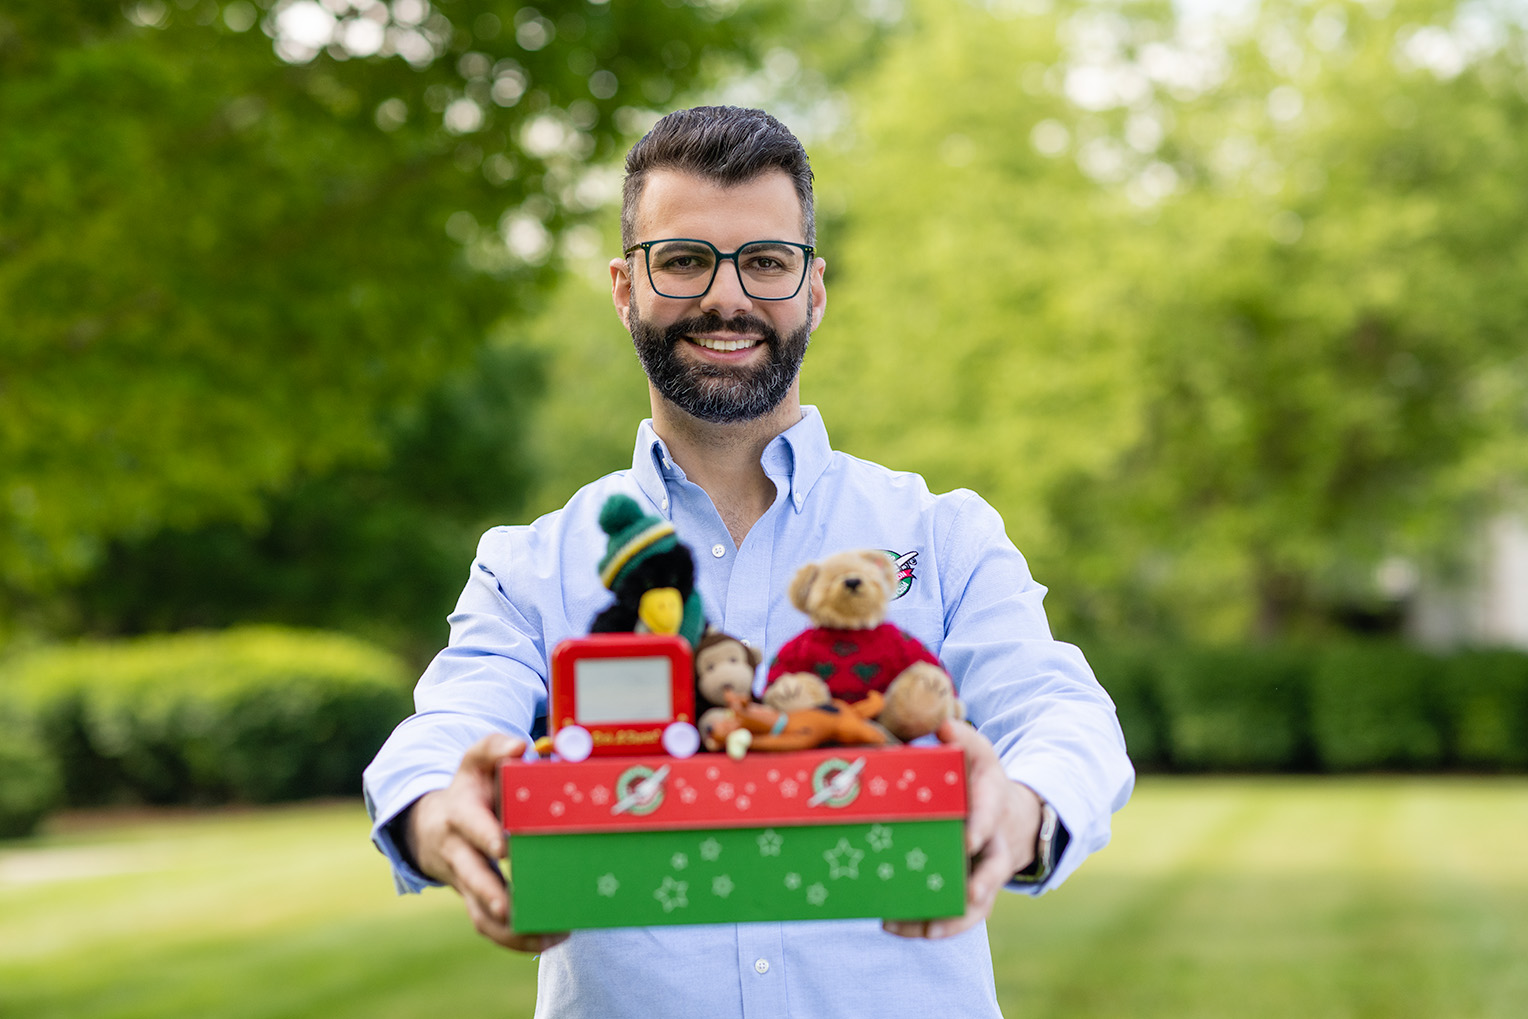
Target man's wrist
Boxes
[386,800,422,873]
[1010,799,1069,886]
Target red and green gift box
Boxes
[499,745,968,932]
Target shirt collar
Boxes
[630,406,833,515]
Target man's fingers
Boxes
[938,719,1004,856]
[448,795,506,859]
[443,841,508,921]
[462,732,527,774]
[965,828,1017,915]
[462,889,570,953]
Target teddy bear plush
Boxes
[589,494,708,649]
[765,548,963,742]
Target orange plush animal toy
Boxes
[716,689,887,756]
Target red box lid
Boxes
[501,745,967,835]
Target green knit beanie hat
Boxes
[597,494,678,590]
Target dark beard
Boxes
[628,296,810,423]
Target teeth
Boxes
[691,336,759,352]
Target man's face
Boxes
[612,170,826,424]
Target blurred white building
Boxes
[1407,514,1528,651]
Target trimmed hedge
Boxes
[1086,640,1528,773]
[0,627,413,808]
[0,698,62,838]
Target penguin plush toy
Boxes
[590,494,708,649]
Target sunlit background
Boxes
[2,1,1526,1016]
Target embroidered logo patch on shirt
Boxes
[879,550,919,600]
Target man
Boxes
[363,106,1133,1018]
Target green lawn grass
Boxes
[2,778,1524,1018]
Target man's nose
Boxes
[700,259,752,317]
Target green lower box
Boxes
[509,818,966,932]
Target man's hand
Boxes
[406,733,569,953]
[883,719,1043,940]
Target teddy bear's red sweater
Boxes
[765,623,941,704]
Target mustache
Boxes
[664,314,774,343]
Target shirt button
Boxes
[711,544,726,559]
[660,498,669,512]
[754,958,770,975]
[739,638,750,647]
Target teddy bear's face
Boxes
[696,638,758,705]
[789,549,897,630]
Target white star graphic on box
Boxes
[515,787,530,802]
[877,862,895,880]
[590,785,610,805]
[716,782,734,801]
[767,769,780,782]
[784,872,802,890]
[806,883,828,906]
[917,787,932,802]
[706,766,721,781]
[549,801,565,816]
[671,852,688,871]
[869,777,888,796]
[906,848,927,871]
[780,779,799,798]
[867,825,893,852]
[563,782,578,795]
[654,876,689,912]
[735,795,751,810]
[757,829,783,856]
[680,786,698,804]
[712,874,734,898]
[927,873,945,891]
[824,838,864,879]
[597,873,619,897]
[944,770,960,785]
[699,838,722,861]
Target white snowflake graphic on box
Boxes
[824,838,864,880]
[653,876,688,912]
[866,825,894,852]
[597,873,619,897]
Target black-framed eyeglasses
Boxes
[624,238,815,301]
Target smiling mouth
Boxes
[688,335,762,353]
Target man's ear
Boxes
[808,255,827,332]
[610,257,633,330]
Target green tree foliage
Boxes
[0,0,774,617]
[814,0,1528,640]
[59,342,543,661]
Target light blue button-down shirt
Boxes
[364,406,1133,1019]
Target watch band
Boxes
[1011,800,1067,886]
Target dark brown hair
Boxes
[621,106,815,249]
